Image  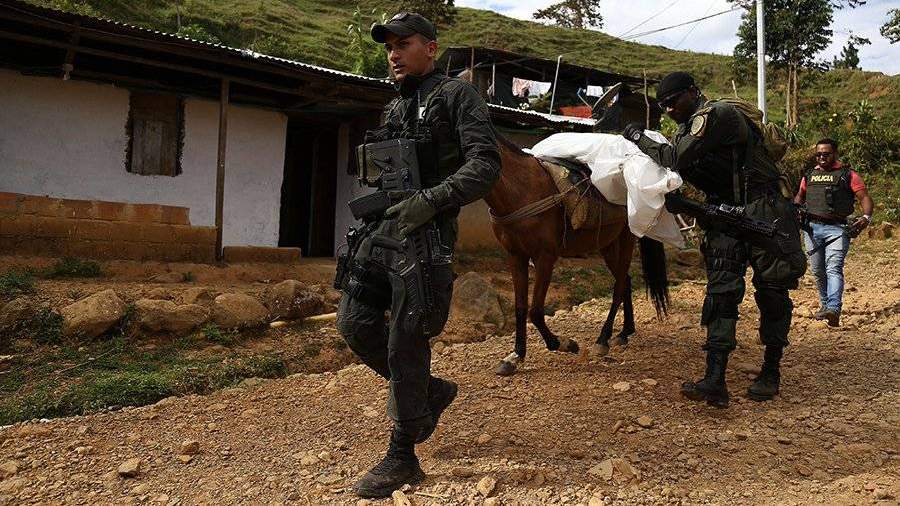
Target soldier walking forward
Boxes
[624,72,807,408]
[334,12,500,498]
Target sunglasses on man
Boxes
[658,88,692,111]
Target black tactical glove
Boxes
[385,190,437,239]
[622,122,645,144]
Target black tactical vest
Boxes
[805,167,854,218]
[378,73,463,189]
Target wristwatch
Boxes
[862,214,871,223]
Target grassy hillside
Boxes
[29,0,900,125]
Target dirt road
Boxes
[0,242,897,505]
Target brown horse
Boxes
[483,135,669,376]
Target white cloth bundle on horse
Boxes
[528,132,685,248]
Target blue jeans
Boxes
[803,221,850,312]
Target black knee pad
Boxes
[701,293,739,326]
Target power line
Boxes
[621,7,742,41]
[618,0,684,38]
[674,0,717,48]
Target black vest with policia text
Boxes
[805,167,855,220]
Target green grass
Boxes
[0,337,288,425]
[25,0,900,126]
[201,322,235,345]
[552,265,615,306]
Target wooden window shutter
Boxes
[127,92,183,176]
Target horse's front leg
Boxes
[496,254,529,376]
[530,254,579,354]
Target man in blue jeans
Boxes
[794,138,874,327]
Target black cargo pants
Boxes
[335,218,455,430]
[700,195,807,352]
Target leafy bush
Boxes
[0,269,35,299]
[29,309,64,345]
[201,323,233,345]
[792,101,899,176]
[46,257,102,278]
[841,101,899,176]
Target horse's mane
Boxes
[496,133,529,158]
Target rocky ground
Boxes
[0,240,898,505]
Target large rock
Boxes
[450,272,505,329]
[212,293,268,329]
[263,280,325,320]
[61,289,126,339]
[177,287,215,306]
[867,222,895,240]
[0,297,33,333]
[675,248,703,267]
[134,299,210,334]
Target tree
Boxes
[533,0,603,30]
[347,6,389,78]
[882,8,900,43]
[731,0,834,129]
[832,33,871,69]
[397,0,456,27]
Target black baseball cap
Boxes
[656,72,696,102]
[371,12,437,43]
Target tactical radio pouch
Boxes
[356,138,421,188]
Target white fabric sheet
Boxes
[528,132,685,248]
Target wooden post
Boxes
[215,79,229,261]
[643,69,650,129]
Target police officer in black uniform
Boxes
[335,12,500,498]
[623,72,806,408]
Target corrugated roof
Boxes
[488,104,597,127]
[0,0,392,88]
[2,1,597,129]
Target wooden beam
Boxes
[0,29,309,97]
[61,21,79,79]
[215,79,229,262]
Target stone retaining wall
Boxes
[0,192,216,262]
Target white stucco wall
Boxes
[0,69,287,247]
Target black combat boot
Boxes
[823,309,840,327]
[747,346,783,401]
[352,428,425,498]
[415,377,458,444]
[680,350,730,408]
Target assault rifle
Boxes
[799,208,862,257]
[344,138,451,337]
[665,192,788,240]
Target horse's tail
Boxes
[638,236,669,317]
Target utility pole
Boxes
[756,0,767,121]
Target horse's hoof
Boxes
[591,343,610,357]
[559,338,580,354]
[495,360,517,376]
[611,335,629,348]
